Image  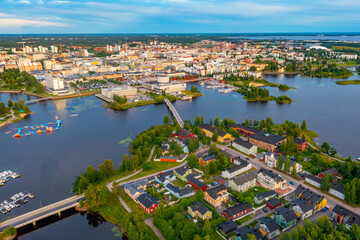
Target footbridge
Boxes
[25,97,52,105]
[164,98,184,128]
[0,194,84,231]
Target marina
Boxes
[0,170,20,186]
[0,192,36,214]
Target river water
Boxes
[0,73,359,239]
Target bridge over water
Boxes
[0,195,84,231]
[25,97,52,105]
[164,98,184,128]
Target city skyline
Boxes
[1,0,360,34]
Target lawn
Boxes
[236,215,252,225]
[246,220,258,228]
[173,179,188,187]
[242,186,268,206]
[336,80,360,85]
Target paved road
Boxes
[145,217,165,240]
[218,145,360,216]
[0,195,84,230]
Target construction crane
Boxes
[54,43,63,55]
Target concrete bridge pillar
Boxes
[32,221,36,227]
[57,211,61,217]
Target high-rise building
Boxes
[50,46,58,53]
[243,42,248,50]
[106,45,113,52]
[46,76,64,90]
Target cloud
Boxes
[0,18,69,27]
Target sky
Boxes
[0,0,360,34]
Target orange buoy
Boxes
[36,130,43,134]
[13,133,21,138]
[46,127,53,132]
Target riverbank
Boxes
[262,71,301,75]
[0,112,32,128]
[335,80,360,85]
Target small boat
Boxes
[70,114,79,117]
[36,130,43,134]
[13,133,21,138]
[55,116,59,120]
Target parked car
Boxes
[262,207,268,213]
[163,196,167,201]
[321,207,328,212]
[289,181,296,186]
[211,181,218,186]
[185,214,191,220]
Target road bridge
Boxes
[0,194,84,231]
[164,98,184,128]
[25,97,52,105]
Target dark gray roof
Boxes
[224,160,251,174]
[258,217,279,232]
[319,168,341,176]
[174,165,190,176]
[267,198,282,207]
[189,201,211,216]
[300,189,314,200]
[308,193,324,205]
[291,199,313,213]
[231,172,257,186]
[258,168,285,183]
[294,185,307,197]
[333,205,360,225]
[223,203,252,219]
[294,137,306,144]
[166,183,192,197]
[198,124,228,137]
[206,184,227,200]
[249,132,286,145]
[187,174,206,189]
[230,124,261,134]
[235,226,263,240]
[233,138,254,149]
[201,153,217,162]
[218,220,238,234]
[255,190,277,201]
[276,207,297,222]
[136,193,159,209]
[330,182,344,193]
[305,174,322,184]
[179,128,193,138]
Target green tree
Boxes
[187,153,198,168]
[86,165,97,183]
[3,226,17,237]
[23,105,30,113]
[0,102,6,115]
[301,120,307,131]
[209,161,217,174]
[212,129,218,142]
[8,99,13,108]
[195,190,205,201]
[284,157,291,173]
[247,234,257,240]
[202,219,213,236]
[321,142,330,154]
[277,155,284,169]
[291,164,297,178]
[214,117,220,127]
[320,174,332,192]
[181,221,199,240]
[174,143,183,156]
[164,115,171,125]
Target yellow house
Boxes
[308,194,327,211]
[204,184,228,207]
[198,124,234,143]
[188,201,212,220]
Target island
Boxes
[335,80,360,85]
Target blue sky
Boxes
[0,0,359,33]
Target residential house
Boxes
[165,183,193,199]
[329,182,345,200]
[249,132,286,152]
[332,205,360,230]
[318,168,342,179]
[199,153,217,166]
[232,138,257,156]
[204,184,229,207]
[222,159,252,179]
[123,178,149,200]
[218,220,238,235]
[187,174,207,191]
[235,226,263,240]
[294,137,308,151]
[178,128,195,140]
[257,168,288,191]
[188,201,212,220]
[228,171,257,192]
[254,190,277,205]
[290,199,314,220]
[304,174,322,188]
[266,198,282,210]
[160,141,170,154]
[198,124,234,143]
[173,165,192,181]
[222,203,253,220]
[265,152,302,173]
[294,185,307,198]
[274,207,298,229]
[155,171,176,185]
[308,193,327,211]
[257,217,280,239]
[136,193,159,214]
